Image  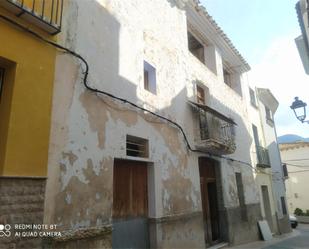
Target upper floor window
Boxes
[252,124,259,148]
[249,88,257,107]
[0,68,4,102]
[188,32,205,64]
[144,61,156,95]
[282,164,288,178]
[196,85,205,104]
[265,106,273,122]
[223,68,232,87]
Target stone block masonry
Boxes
[0,177,46,249]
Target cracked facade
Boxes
[0,0,290,248]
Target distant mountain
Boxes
[277,134,309,144]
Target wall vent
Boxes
[126,135,148,158]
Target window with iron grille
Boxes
[0,68,4,102]
[249,88,257,107]
[126,135,149,158]
[0,0,63,34]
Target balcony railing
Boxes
[0,0,63,34]
[189,101,236,155]
[256,146,271,168]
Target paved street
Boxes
[263,224,309,249]
[227,224,309,249]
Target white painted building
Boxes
[246,86,291,234]
[42,0,288,248]
[280,142,309,213]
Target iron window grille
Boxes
[126,135,149,158]
[256,145,271,168]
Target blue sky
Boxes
[200,0,309,138]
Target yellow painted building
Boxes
[0,0,61,177]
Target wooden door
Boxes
[112,159,149,249]
[199,158,220,246]
[261,185,273,232]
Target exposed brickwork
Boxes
[43,229,112,249]
[0,177,46,249]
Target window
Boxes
[223,68,231,87]
[265,106,273,122]
[235,172,248,221]
[252,124,260,148]
[126,135,149,158]
[188,32,205,63]
[282,163,288,178]
[144,61,156,94]
[196,85,205,104]
[0,68,4,101]
[249,88,257,107]
[280,196,287,215]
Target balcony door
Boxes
[199,158,221,246]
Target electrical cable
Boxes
[0,14,276,177]
[284,163,309,168]
[284,158,309,162]
[288,169,309,174]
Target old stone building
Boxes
[0,0,291,248]
[44,0,261,248]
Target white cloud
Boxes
[248,35,309,138]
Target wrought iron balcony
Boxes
[256,146,271,168]
[189,101,236,155]
[0,0,63,34]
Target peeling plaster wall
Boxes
[45,0,260,246]
[244,81,291,234]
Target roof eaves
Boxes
[191,0,250,71]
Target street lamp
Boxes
[290,97,308,123]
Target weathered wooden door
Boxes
[199,158,220,246]
[261,185,273,232]
[112,159,149,249]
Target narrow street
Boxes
[263,224,309,249]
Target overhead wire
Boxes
[0,14,281,179]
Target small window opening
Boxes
[249,88,257,107]
[223,68,232,87]
[265,107,273,122]
[280,196,287,215]
[188,32,205,63]
[126,135,149,158]
[282,164,288,178]
[196,85,205,104]
[144,61,156,94]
